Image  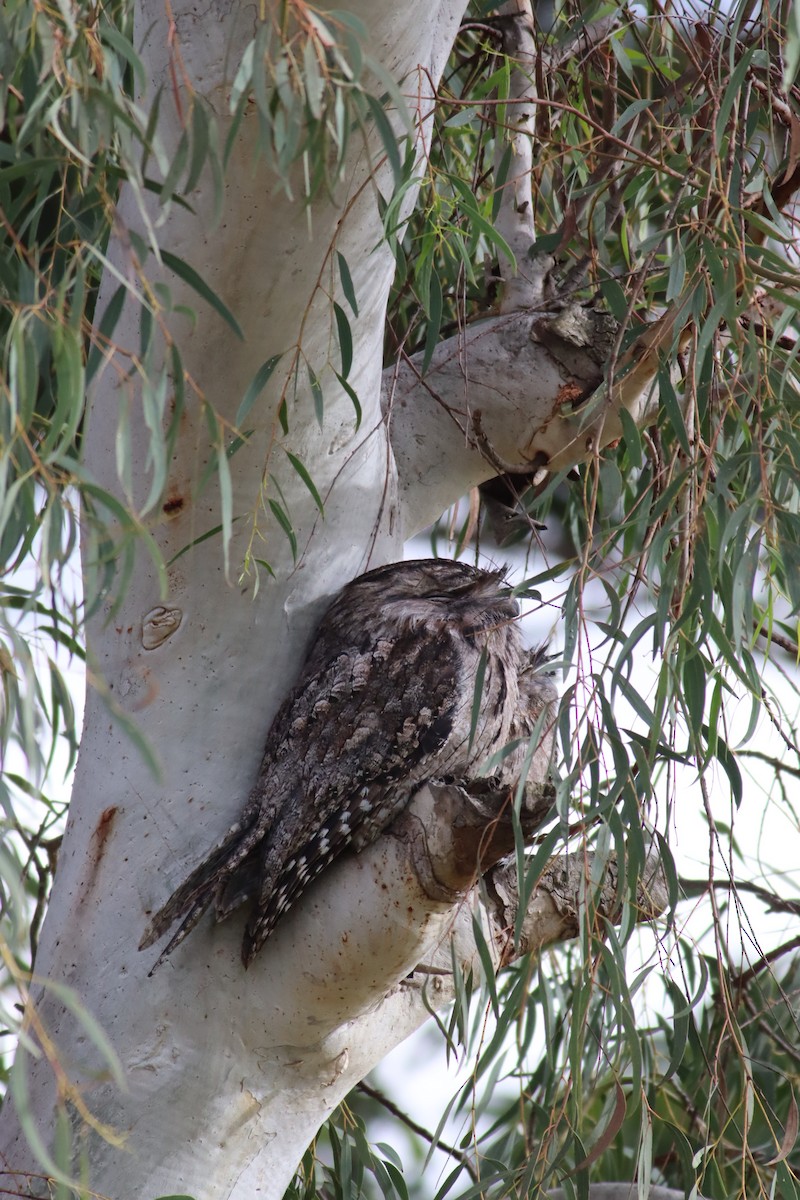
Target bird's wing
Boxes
[238,627,466,962]
[141,626,463,970]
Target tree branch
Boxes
[492,1,553,311]
[356,1081,479,1182]
[384,304,680,537]
[483,841,668,967]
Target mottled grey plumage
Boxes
[502,649,558,786]
[140,558,552,970]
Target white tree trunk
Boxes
[0,3,669,1197]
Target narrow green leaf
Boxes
[364,93,402,183]
[269,498,297,560]
[167,523,225,565]
[775,1162,800,1200]
[44,327,85,457]
[422,270,442,375]
[303,36,324,119]
[492,143,513,219]
[217,441,233,579]
[185,100,212,194]
[708,727,743,808]
[92,646,164,769]
[99,22,148,91]
[333,302,353,379]
[7,316,38,425]
[614,671,658,729]
[573,1082,627,1170]
[161,249,244,339]
[158,129,189,205]
[682,652,706,738]
[450,175,515,268]
[658,364,690,455]
[337,251,359,316]
[337,1122,352,1196]
[334,371,362,430]
[715,46,755,147]
[361,54,413,133]
[664,979,691,1077]
[619,406,643,469]
[38,977,127,1090]
[468,646,489,751]
[87,284,127,384]
[140,373,170,515]
[611,97,652,135]
[307,364,324,426]
[694,294,727,381]
[562,577,579,670]
[382,1161,409,1200]
[284,451,324,514]
[10,1050,77,1192]
[666,239,686,302]
[514,826,562,954]
[599,276,628,323]
[707,673,723,758]
[470,911,499,1017]
[236,354,283,426]
[230,38,255,112]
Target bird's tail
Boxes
[139,820,260,974]
[240,813,352,966]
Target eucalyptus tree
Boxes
[1,2,800,1199]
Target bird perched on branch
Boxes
[140,558,555,970]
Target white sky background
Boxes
[3,546,85,820]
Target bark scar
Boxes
[81,806,119,905]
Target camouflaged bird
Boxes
[140,558,554,969]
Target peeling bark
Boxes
[484,842,669,965]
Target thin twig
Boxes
[356,1081,479,1183]
[737,749,800,779]
[680,877,800,917]
[730,934,800,991]
[756,623,800,658]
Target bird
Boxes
[139,557,554,970]
[499,647,558,798]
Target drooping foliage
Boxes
[358,4,800,1196]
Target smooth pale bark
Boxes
[0,4,674,1199]
[385,304,679,535]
